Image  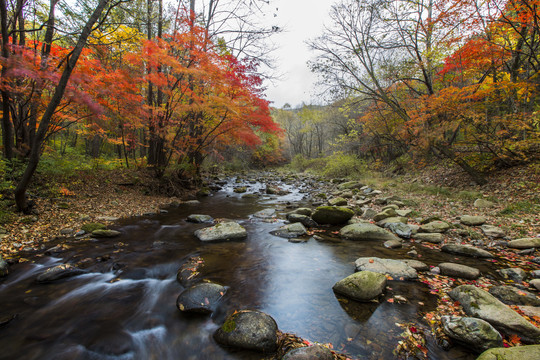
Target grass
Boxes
[499,198,540,216]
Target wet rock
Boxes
[253,209,276,219]
[373,208,398,222]
[448,285,540,343]
[195,221,247,242]
[81,222,106,233]
[333,271,387,302]
[476,345,540,360]
[407,249,418,257]
[507,238,540,249]
[311,206,354,225]
[234,187,247,193]
[413,233,444,243]
[384,239,402,249]
[384,222,412,239]
[270,223,307,239]
[402,260,429,272]
[340,223,399,242]
[460,215,487,226]
[36,264,86,283]
[328,197,347,206]
[441,244,493,258]
[498,268,527,282]
[0,255,8,277]
[481,225,505,238]
[92,229,122,238]
[286,213,317,228]
[441,316,503,353]
[184,200,201,205]
[282,345,333,360]
[355,257,417,280]
[266,185,289,195]
[289,208,312,216]
[289,238,308,243]
[438,262,480,280]
[532,270,540,279]
[187,214,214,223]
[0,314,16,327]
[420,221,450,233]
[242,193,258,199]
[214,310,278,353]
[488,286,540,306]
[96,216,120,222]
[474,199,494,208]
[176,282,227,314]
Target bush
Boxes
[321,153,367,178]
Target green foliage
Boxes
[289,153,367,178]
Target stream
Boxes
[0,176,496,359]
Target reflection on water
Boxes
[0,178,480,360]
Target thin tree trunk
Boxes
[0,0,13,159]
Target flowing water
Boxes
[0,177,495,359]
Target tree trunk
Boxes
[0,0,13,160]
[14,0,111,212]
[433,144,488,185]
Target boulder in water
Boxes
[332,270,387,301]
[340,223,399,242]
[270,223,307,238]
[441,316,503,353]
[194,222,247,242]
[176,282,227,314]
[476,345,540,360]
[36,264,86,283]
[187,214,214,223]
[355,257,417,280]
[282,344,333,360]
[311,206,354,225]
[214,310,278,352]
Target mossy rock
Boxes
[81,222,106,233]
[311,206,354,225]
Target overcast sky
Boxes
[261,0,334,109]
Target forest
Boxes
[0,0,539,360]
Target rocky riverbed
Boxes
[0,171,539,359]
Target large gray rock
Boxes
[507,238,540,249]
[340,223,399,242]
[0,255,8,277]
[420,221,450,233]
[441,316,503,353]
[270,223,307,239]
[460,215,487,226]
[414,233,444,243]
[373,208,398,222]
[214,310,278,353]
[286,213,317,228]
[441,244,493,258]
[448,285,540,343]
[36,264,86,283]
[282,345,333,360]
[476,345,540,360]
[311,206,354,225]
[187,214,214,223]
[355,257,418,280]
[194,222,247,242]
[176,282,227,314]
[488,286,540,306]
[531,279,540,291]
[396,209,413,217]
[438,262,480,280]
[481,225,505,238]
[332,271,387,301]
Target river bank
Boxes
[0,166,539,359]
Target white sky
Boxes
[261,0,334,109]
